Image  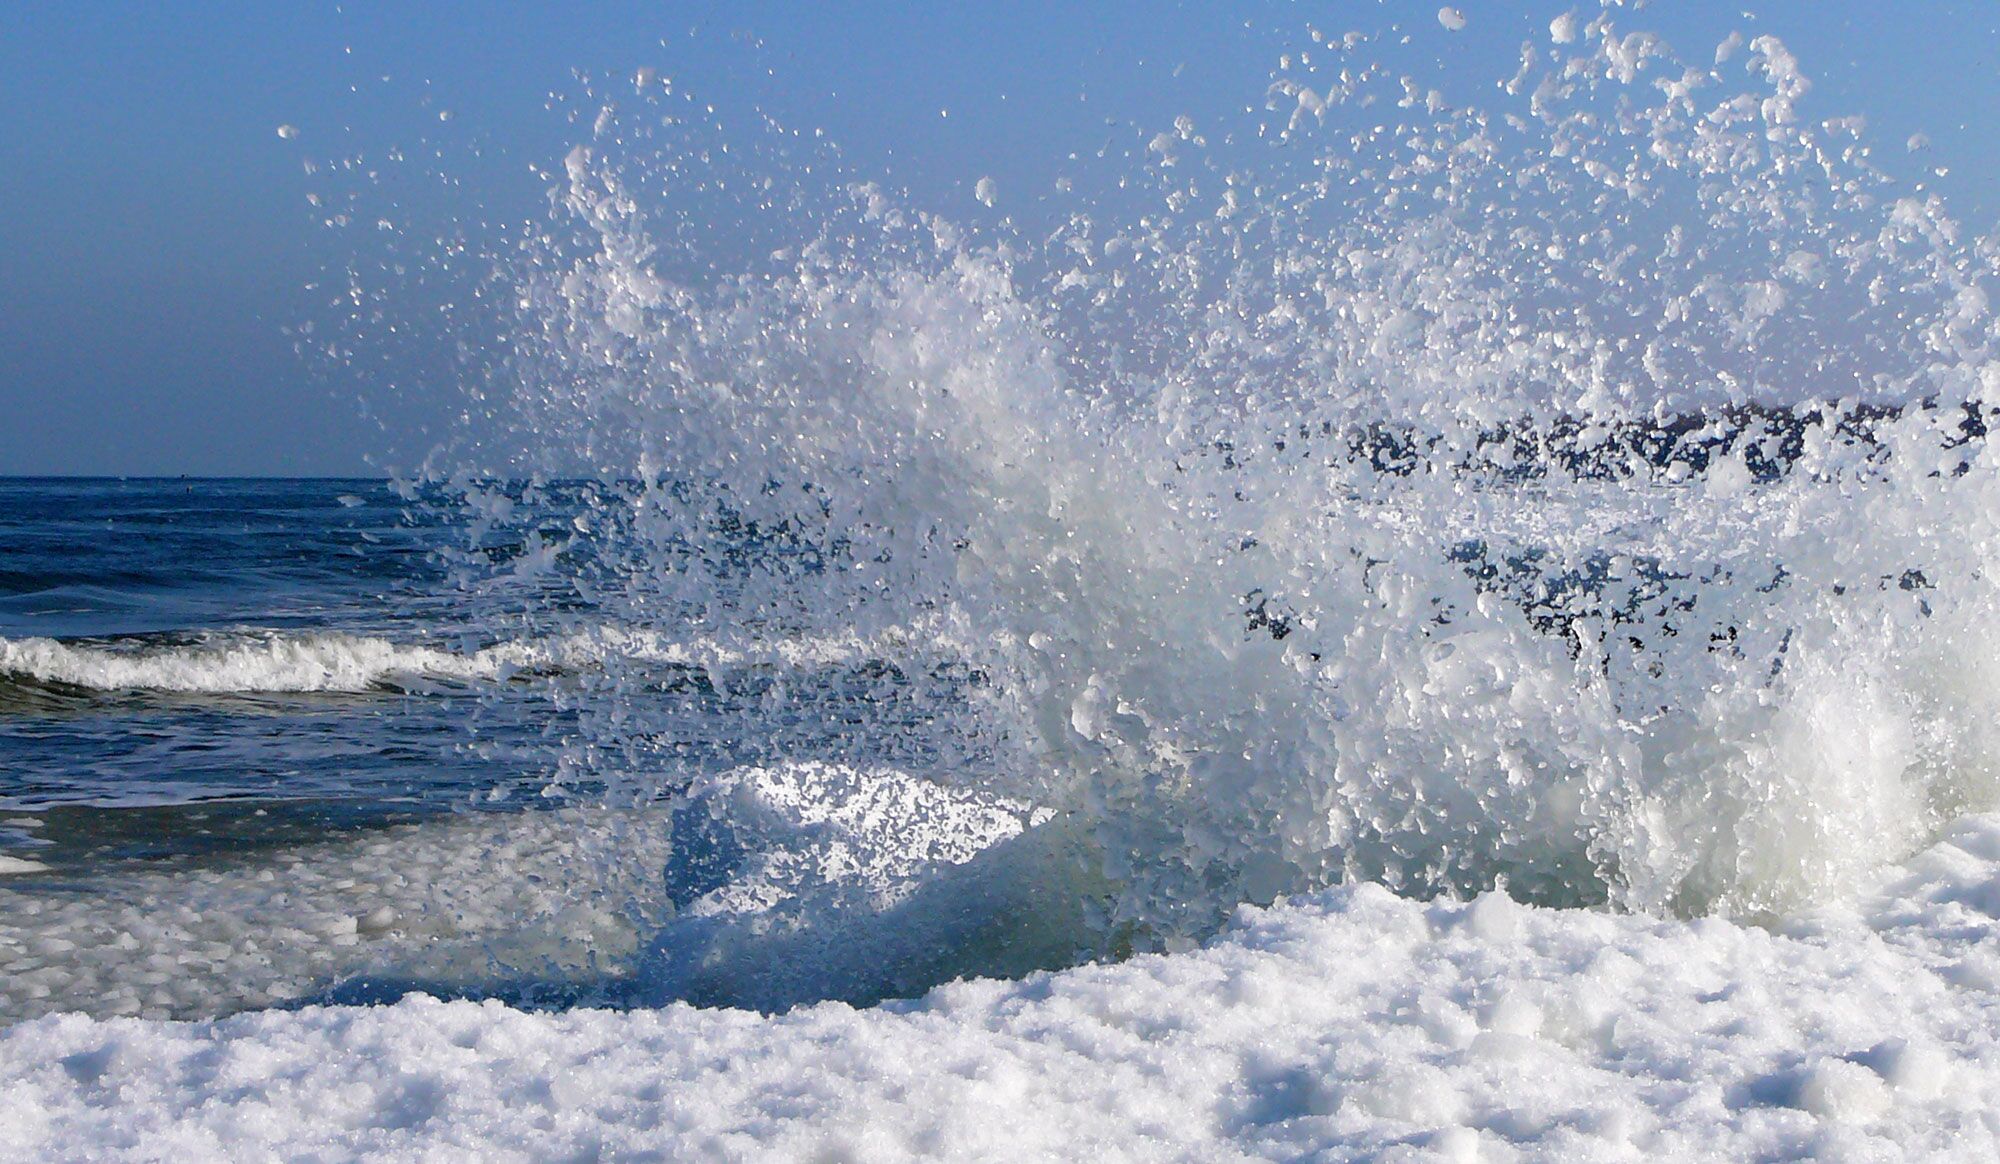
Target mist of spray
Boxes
[322,9,2000,1007]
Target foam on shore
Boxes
[5,815,1999,1161]
[0,805,674,1022]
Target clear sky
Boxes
[3,1,1996,476]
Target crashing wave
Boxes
[308,8,2000,1005]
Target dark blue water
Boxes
[0,477,1001,1021]
[0,478,445,639]
[0,477,983,878]
[0,478,559,862]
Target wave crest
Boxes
[0,626,929,695]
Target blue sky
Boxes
[2,1,1996,475]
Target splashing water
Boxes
[335,10,2000,1009]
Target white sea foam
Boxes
[5,815,2000,1160]
[0,632,536,693]
[0,761,1033,1023]
[0,623,942,695]
[0,803,676,1022]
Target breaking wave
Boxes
[318,7,2000,1006]
[0,626,920,695]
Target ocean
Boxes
[0,475,1005,1018]
[1,478,497,816]
[8,10,2000,1158]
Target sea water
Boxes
[10,9,2000,1020]
[0,474,1023,1016]
[7,9,2000,1156]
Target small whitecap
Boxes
[1437,7,1467,32]
[276,124,300,140]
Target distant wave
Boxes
[0,625,938,695]
[0,633,537,694]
